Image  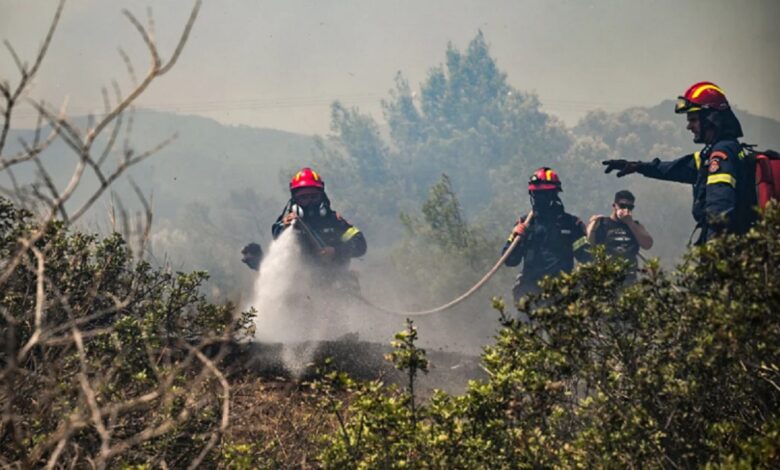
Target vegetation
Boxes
[316,207,780,469]
[0,197,254,467]
[3,3,779,466]
[3,194,778,468]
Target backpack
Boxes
[743,145,780,209]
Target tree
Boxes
[394,174,502,305]
[314,32,571,239]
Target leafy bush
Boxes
[0,197,252,467]
[318,207,780,468]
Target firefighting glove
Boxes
[512,222,528,239]
[241,243,262,271]
[602,159,641,177]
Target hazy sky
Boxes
[2,0,779,135]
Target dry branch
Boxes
[0,2,239,468]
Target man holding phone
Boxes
[587,190,653,279]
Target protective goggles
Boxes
[675,97,701,114]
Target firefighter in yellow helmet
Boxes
[603,82,755,244]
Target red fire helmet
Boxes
[289,167,325,191]
[675,81,730,114]
[528,167,562,192]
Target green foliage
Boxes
[315,33,568,246]
[317,320,431,469]
[394,174,502,303]
[387,320,429,420]
[0,197,253,467]
[317,207,780,468]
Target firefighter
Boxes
[272,167,366,274]
[586,190,653,280]
[603,82,755,244]
[503,167,591,301]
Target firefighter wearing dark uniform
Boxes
[272,167,367,273]
[503,168,591,301]
[603,82,755,244]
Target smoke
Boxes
[247,228,388,376]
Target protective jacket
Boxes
[637,139,755,244]
[272,206,366,268]
[503,211,590,298]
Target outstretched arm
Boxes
[603,154,699,184]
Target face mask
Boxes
[291,201,328,219]
[530,191,561,213]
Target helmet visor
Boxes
[675,97,701,114]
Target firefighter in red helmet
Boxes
[603,82,755,244]
[272,168,366,273]
[503,167,591,301]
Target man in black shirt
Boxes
[586,190,653,278]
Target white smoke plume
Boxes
[246,228,375,376]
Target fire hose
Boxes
[294,211,533,317]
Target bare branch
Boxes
[146,7,157,53]
[45,431,73,470]
[108,192,118,232]
[113,192,130,240]
[1,6,208,463]
[29,143,69,221]
[0,103,64,171]
[16,245,46,361]
[23,0,66,92]
[3,40,26,76]
[186,345,230,470]
[96,96,123,167]
[122,9,161,70]
[85,1,200,149]
[3,161,22,199]
[69,133,177,222]
[128,178,153,258]
[0,0,65,155]
[122,103,135,158]
[73,328,111,469]
[117,49,138,87]
[158,1,202,75]
[27,99,84,154]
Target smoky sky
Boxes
[2,0,779,134]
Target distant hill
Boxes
[2,109,315,219]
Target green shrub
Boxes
[0,197,253,467]
[318,207,780,468]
